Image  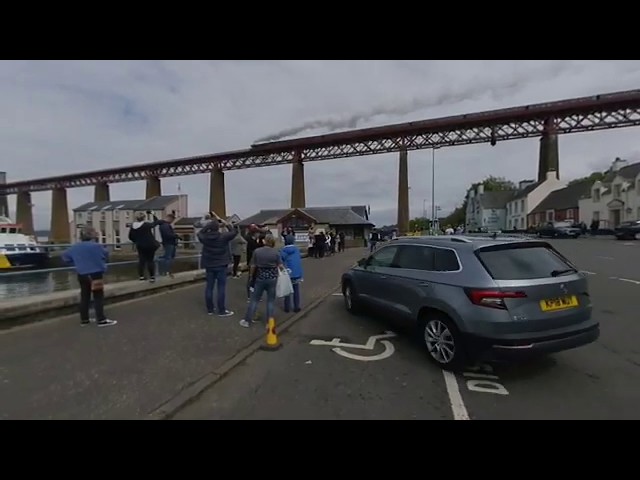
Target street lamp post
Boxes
[431,147,439,231]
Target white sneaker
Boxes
[218,310,234,317]
[97,319,117,327]
[239,320,250,328]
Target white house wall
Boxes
[579,173,640,228]
[506,176,565,229]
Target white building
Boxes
[465,184,515,232]
[578,158,640,229]
[72,195,188,246]
[505,170,565,230]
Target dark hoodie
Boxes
[198,221,239,268]
[128,220,159,249]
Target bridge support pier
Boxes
[16,191,34,236]
[94,182,110,202]
[0,171,7,217]
[145,175,161,199]
[538,118,560,182]
[396,149,409,235]
[290,150,306,209]
[50,188,70,244]
[209,165,227,218]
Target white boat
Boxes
[0,216,49,270]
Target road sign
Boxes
[309,332,397,362]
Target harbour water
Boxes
[0,256,201,300]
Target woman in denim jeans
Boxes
[240,235,283,328]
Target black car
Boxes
[536,221,581,238]
[614,220,640,240]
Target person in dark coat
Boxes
[128,211,160,282]
[198,213,239,316]
[154,213,180,277]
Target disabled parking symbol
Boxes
[309,331,397,362]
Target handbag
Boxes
[276,269,294,298]
[89,275,104,292]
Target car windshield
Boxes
[553,222,573,228]
[476,244,575,280]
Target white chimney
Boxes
[611,157,628,172]
[477,184,484,195]
[546,169,557,181]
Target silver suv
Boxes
[341,236,599,370]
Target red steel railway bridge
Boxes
[1,89,640,242]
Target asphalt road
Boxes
[175,237,640,420]
[0,248,364,420]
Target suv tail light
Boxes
[465,289,527,310]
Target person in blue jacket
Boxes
[61,227,117,327]
[280,235,303,313]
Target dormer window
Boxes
[614,184,622,198]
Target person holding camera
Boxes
[128,210,160,282]
[198,211,239,316]
[62,227,117,327]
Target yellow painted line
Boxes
[0,254,12,269]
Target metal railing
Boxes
[37,241,201,251]
[0,254,202,277]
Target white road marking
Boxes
[442,371,470,420]
[463,372,499,380]
[581,271,596,275]
[611,276,640,285]
[331,293,343,296]
[597,256,614,260]
[309,332,397,362]
[331,341,395,362]
[624,242,635,246]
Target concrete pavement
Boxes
[175,237,640,420]
[0,248,365,420]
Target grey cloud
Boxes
[2,60,640,229]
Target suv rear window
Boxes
[476,244,574,280]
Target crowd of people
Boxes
[61,211,305,330]
[307,228,345,258]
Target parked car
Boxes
[537,221,581,238]
[614,220,640,240]
[341,236,598,371]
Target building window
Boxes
[614,184,622,198]
[520,218,524,229]
[514,202,518,214]
[566,209,574,219]
[520,199,525,212]
[100,211,106,220]
[546,210,554,222]
[593,189,600,202]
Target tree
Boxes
[409,217,431,232]
[567,171,605,186]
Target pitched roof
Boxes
[511,181,542,201]
[530,181,593,214]
[479,191,515,209]
[174,216,202,226]
[239,206,372,227]
[73,196,181,212]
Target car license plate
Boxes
[540,295,578,311]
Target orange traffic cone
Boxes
[260,317,282,351]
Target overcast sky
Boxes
[2,60,640,229]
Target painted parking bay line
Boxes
[610,276,640,285]
[442,371,470,420]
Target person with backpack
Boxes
[280,234,303,313]
[61,227,117,327]
[198,212,239,316]
[128,211,161,283]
